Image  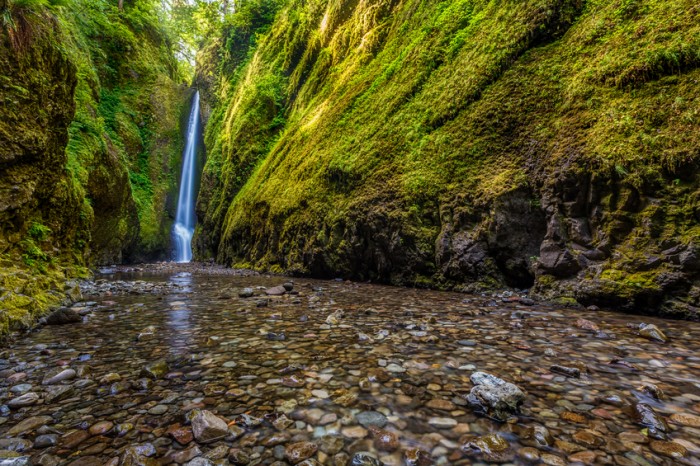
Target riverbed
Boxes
[0,266,699,465]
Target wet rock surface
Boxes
[0,266,698,465]
[466,372,525,421]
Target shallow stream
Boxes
[1,266,699,465]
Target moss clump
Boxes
[0,254,89,337]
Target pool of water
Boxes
[0,268,699,465]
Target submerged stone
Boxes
[466,372,525,421]
[632,403,668,440]
[140,360,168,379]
[638,323,667,342]
[191,410,228,443]
[356,411,388,429]
[45,308,82,325]
[462,433,512,462]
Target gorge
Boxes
[0,0,699,464]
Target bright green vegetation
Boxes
[1,0,699,330]
[59,0,190,262]
[197,0,699,315]
[0,0,191,334]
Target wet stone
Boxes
[0,440,31,453]
[638,323,667,342]
[9,385,31,395]
[266,286,287,296]
[191,410,228,443]
[463,433,512,462]
[518,447,541,461]
[568,450,597,463]
[33,434,58,449]
[632,403,668,440]
[0,456,31,466]
[404,448,431,466]
[6,393,38,409]
[521,424,554,447]
[649,440,687,459]
[285,441,318,464]
[350,453,383,466]
[425,399,456,411]
[88,421,113,435]
[369,427,398,452]
[466,371,525,421]
[540,453,567,466]
[670,413,700,427]
[140,360,168,379]
[7,416,52,436]
[572,430,604,448]
[167,424,193,444]
[42,367,76,385]
[45,308,82,325]
[550,364,581,378]
[356,411,388,429]
[115,423,134,436]
[67,456,102,466]
[44,385,74,403]
[428,417,456,428]
[228,448,250,465]
[0,271,698,466]
[574,318,599,331]
[319,436,344,455]
[148,404,168,415]
[61,430,89,449]
[164,445,201,464]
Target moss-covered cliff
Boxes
[0,0,189,333]
[196,0,700,318]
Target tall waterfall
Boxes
[173,91,200,263]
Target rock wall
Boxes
[196,0,699,318]
[0,21,82,259]
[0,1,188,333]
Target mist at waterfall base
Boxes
[172,91,200,263]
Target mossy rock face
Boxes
[0,21,81,258]
[0,1,189,335]
[196,0,700,317]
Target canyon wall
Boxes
[196,0,700,318]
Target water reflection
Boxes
[169,271,193,291]
[167,272,194,354]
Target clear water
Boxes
[2,267,698,465]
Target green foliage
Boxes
[27,222,51,242]
[19,223,52,270]
[54,0,190,261]
[0,0,62,51]
[0,0,191,335]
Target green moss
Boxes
[600,269,661,293]
[0,255,89,337]
[268,264,284,274]
[0,0,189,335]
[195,0,700,300]
[551,296,580,307]
[55,0,190,262]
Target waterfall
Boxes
[172,91,201,263]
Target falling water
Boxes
[172,91,200,263]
